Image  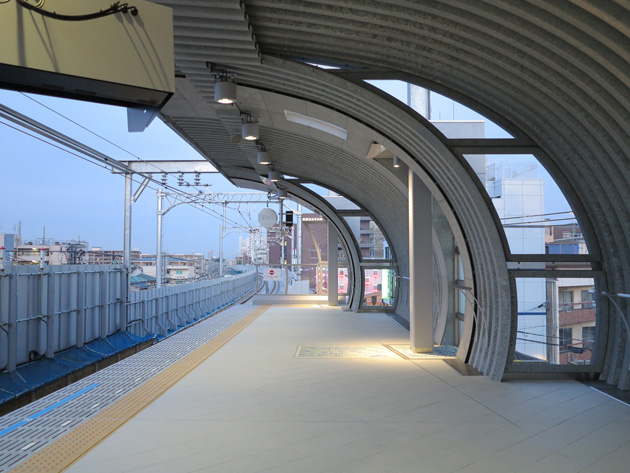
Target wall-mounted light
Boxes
[214,78,237,104]
[393,156,400,168]
[268,170,280,182]
[242,115,259,140]
[278,189,287,200]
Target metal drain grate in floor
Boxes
[295,346,401,359]
[387,345,458,359]
[295,345,458,360]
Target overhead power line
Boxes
[0,106,245,227]
[18,93,201,188]
[501,211,575,221]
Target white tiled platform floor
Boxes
[67,306,630,473]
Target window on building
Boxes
[343,216,391,260]
[559,291,574,311]
[582,326,596,350]
[559,327,573,352]
[581,290,595,309]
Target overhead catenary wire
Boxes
[504,221,579,229]
[0,103,216,204]
[6,96,255,228]
[0,116,243,228]
[500,211,575,221]
[18,93,201,188]
[517,330,589,344]
[0,117,236,224]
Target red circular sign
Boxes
[269,270,275,275]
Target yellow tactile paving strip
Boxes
[12,305,269,473]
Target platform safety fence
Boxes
[126,271,257,338]
[0,265,257,373]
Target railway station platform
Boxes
[1,303,629,473]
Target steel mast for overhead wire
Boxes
[0,103,228,267]
[148,185,278,284]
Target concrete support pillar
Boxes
[407,84,430,119]
[409,169,433,352]
[328,222,338,306]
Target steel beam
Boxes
[446,139,538,154]
[120,160,218,173]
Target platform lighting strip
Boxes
[284,110,348,140]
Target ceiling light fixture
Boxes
[242,114,259,141]
[257,150,271,165]
[214,79,237,104]
[268,170,280,182]
[393,156,400,168]
[257,143,271,165]
[278,189,287,200]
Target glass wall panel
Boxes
[343,216,391,260]
[338,267,348,295]
[457,154,589,255]
[456,255,466,343]
[365,80,513,138]
[514,277,597,365]
[362,268,397,307]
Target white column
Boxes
[328,222,338,306]
[407,84,430,119]
[123,173,133,268]
[219,201,226,277]
[156,190,163,288]
[409,169,433,352]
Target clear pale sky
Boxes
[0,89,259,258]
[0,81,571,257]
[369,80,571,217]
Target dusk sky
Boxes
[0,81,572,258]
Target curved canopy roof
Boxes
[156,0,630,387]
